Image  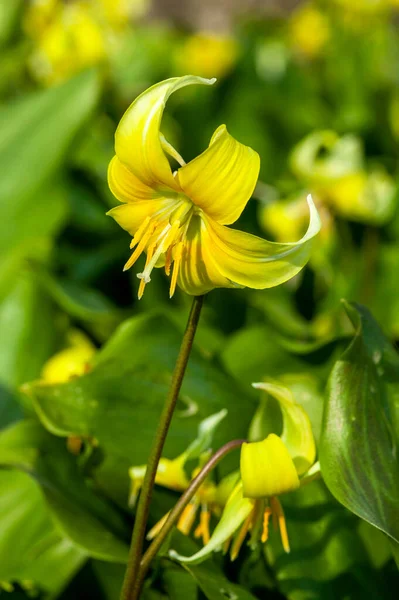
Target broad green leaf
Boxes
[221,325,309,387]
[34,267,122,337]
[162,567,198,600]
[182,563,258,600]
[320,301,399,544]
[0,272,58,391]
[0,70,99,297]
[0,469,86,598]
[0,69,99,210]
[24,313,255,503]
[0,420,130,562]
[0,180,68,302]
[0,0,22,48]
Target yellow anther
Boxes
[194,506,211,545]
[164,244,174,276]
[129,216,151,249]
[66,435,83,455]
[261,507,272,543]
[270,496,290,553]
[146,511,170,541]
[124,221,156,271]
[177,502,198,536]
[230,512,252,561]
[169,242,184,298]
[137,243,155,299]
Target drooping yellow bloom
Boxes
[40,330,96,384]
[175,33,238,79]
[128,410,237,545]
[171,381,318,563]
[27,1,106,85]
[107,76,320,299]
[289,3,330,59]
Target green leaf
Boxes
[162,567,198,600]
[0,272,58,391]
[24,313,255,503]
[0,469,86,598]
[0,70,100,297]
[0,420,130,563]
[320,301,399,544]
[0,0,22,48]
[0,69,99,209]
[182,563,258,600]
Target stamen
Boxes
[222,537,231,555]
[146,511,170,541]
[270,496,290,553]
[124,221,156,271]
[137,243,155,299]
[261,507,272,543]
[164,244,174,276]
[194,505,211,545]
[129,216,151,249]
[169,242,184,298]
[177,502,198,536]
[230,511,253,561]
[137,224,171,283]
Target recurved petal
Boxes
[176,125,260,225]
[108,156,159,202]
[107,198,174,236]
[169,482,253,564]
[115,76,216,191]
[201,195,320,289]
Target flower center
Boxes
[123,197,195,299]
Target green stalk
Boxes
[136,438,245,593]
[121,295,205,600]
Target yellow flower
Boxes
[289,4,330,59]
[175,33,238,79]
[96,0,149,28]
[107,76,321,299]
[41,330,96,384]
[171,381,318,563]
[27,1,106,85]
[128,410,236,545]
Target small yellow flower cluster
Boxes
[133,380,318,564]
[25,0,149,85]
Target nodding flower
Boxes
[107,76,320,299]
[170,380,318,564]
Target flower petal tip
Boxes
[251,382,263,389]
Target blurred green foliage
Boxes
[1,0,399,598]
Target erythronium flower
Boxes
[107,75,321,299]
[40,330,95,384]
[170,381,318,564]
[128,410,237,545]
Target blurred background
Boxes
[1,0,399,598]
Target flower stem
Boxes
[136,439,245,595]
[121,295,205,600]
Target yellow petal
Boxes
[107,198,175,236]
[252,381,316,476]
[203,195,320,288]
[108,156,160,203]
[177,196,319,295]
[156,455,190,491]
[169,482,253,564]
[41,330,95,384]
[240,434,300,499]
[114,76,216,191]
[176,125,260,225]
